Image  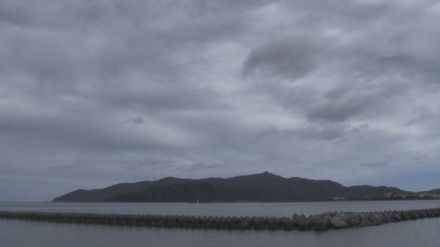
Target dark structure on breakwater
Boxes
[1,208,440,231]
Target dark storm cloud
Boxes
[1,0,440,200]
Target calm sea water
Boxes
[2,200,440,216]
[1,201,440,247]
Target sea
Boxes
[1,200,440,247]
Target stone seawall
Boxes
[1,208,440,231]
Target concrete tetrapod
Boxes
[1,207,440,232]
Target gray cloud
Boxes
[359,160,392,168]
[306,81,409,122]
[242,37,317,80]
[1,0,440,200]
[256,122,369,142]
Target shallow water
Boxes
[2,200,440,217]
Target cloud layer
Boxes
[1,0,440,200]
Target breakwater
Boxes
[1,207,440,231]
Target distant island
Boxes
[53,172,440,202]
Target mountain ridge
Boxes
[53,172,440,202]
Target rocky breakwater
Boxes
[1,207,440,231]
[301,207,440,231]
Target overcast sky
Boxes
[1,0,440,201]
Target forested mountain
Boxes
[53,172,425,202]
